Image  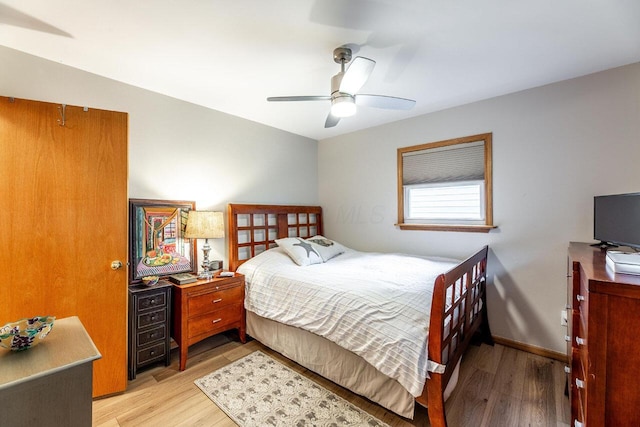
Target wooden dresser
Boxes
[567,242,640,426]
[172,274,246,371]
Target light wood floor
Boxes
[93,334,571,427]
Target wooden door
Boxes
[0,96,128,397]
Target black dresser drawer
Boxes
[137,342,166,365]
[137,291,167,311]
[137,324,167,347]
[137,307,167,329]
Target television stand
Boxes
[591,241,618,250]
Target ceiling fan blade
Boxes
[339,57,375,94]
[324,112,341,128]
[267,96,331,102]
[355,94,416,110]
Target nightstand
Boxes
[128,281,173,380]
[172,274,246,371]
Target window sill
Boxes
[396,223,497,233]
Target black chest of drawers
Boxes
[128,281,172,380]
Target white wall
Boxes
[0,46,318,266]
[318,62,640,354]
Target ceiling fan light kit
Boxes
[267,46,416,128]
[330,95,356,117]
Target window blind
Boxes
[402,140,484,185]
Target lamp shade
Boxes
[184,211,224,239]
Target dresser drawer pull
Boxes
[575,378,585,389]
[574,420,584,427]
[576,294,585,302]
[212,298,223,303]
[575,336,586,346]
[565,335,571,342]
[212,318,222,324]
[150,350,155,356]
[150,299,156,304]
[564,366,570,374]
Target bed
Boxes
[227,203,491,427]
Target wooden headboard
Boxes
[227,203,323,271]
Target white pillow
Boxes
[306,235,346,262]
[275,237,323,266]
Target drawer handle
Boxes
[576,294,585,302]
[576,336,585,346]
[150,350,155,356]
[212,298,223,303]
[565,335,571,342]
[150,316,156,321]
[212,318,222,324]
[564,366,570,374]
[149,333,156,338]
[575,378,585,389]
[150,299,156,304]
[574,420,584,427]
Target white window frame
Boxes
[404,180,486,225]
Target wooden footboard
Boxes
[417,245,491,427]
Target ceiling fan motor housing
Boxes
[333,47,353,64]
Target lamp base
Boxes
[198,268,222,280]
[199,241,224,280]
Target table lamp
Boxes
[184,211,224,279]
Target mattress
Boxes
[237,247,459,398]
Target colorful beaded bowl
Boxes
[141,275,160,286]
[0,316,55,351]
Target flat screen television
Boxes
[594,192,640,249]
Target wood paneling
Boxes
[0,96,128,397]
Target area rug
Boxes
[195,351,390,427]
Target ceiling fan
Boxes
[267,46,416,128]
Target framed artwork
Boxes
[129,198,197,282]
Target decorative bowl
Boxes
[0,316,55,351]
[141,275,160,286]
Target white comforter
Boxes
[238,247,459,397]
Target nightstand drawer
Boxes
[188,286,243,315]
[188,304,242,339]
[137,324,166,347]
[137,342,166,365]
[137,291,167,312]
[137,307,167,329]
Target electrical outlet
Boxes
[561,309,568,326]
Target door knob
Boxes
[111,260,123,270]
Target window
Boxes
[397,133,495,232]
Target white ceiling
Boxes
[2,0,639,140]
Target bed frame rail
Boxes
[418,244,491,427]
